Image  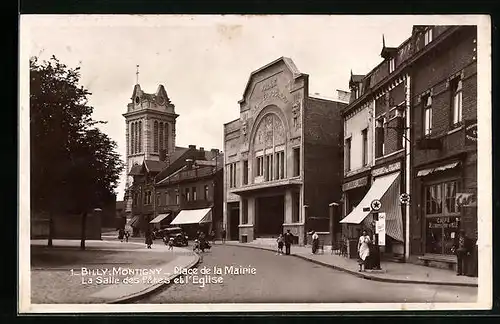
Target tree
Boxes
[30,55,124,249]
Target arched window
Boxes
[159,122,164,151]
[135,121,139,154]
[164,123,169,153]
[138,121,142,153]
[153,121,159,153]
[130,122,135,154]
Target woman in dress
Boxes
[358,230,371,272]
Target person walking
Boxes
[210,230,216,245]
[284,229,294,255]
[221,228,227,244]
[276,234,284,255]
[145,231,153,249]
[124,230,130,243]
[168,237,174,251]
[357,230,371,272]
[311,231,319,254]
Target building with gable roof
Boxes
[223,57,347,245]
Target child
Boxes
[277,234,284,255]
[124,231,130,243]
[168,237,174,251]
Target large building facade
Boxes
[223,57,347,245]
[340,25,477,271]
[123,84,178,215]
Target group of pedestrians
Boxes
[118,228,130,242]
[276,229,295,255]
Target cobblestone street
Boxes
[30,242,179,304]
[137,244,478,304]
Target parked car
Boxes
[157,227,188,246]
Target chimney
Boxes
[189,145,196,150]
[159,149,167,162]
[210,148,219,155]
[186,158,194,169]
[199,147,204,152]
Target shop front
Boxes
[412,159,477,273]
[340,169,405,259]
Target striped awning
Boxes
[150,213,170,224]
[341,172,404,242]
[417,162,459,177]
[170,208,212,225]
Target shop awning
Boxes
[150,213,170,224]
[170,208,212,225]
[340,172,400,224]
[127,216,140,227]
[416,162,459,177]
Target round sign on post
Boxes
[370,199,382,211]
[399,193,411,204]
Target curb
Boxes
[228,243,478,288]
[107,251,201,304]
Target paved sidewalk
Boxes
[30,239,200,303]
[226,241,478,288]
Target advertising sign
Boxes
[375,212,386,246]
[465,119,478,146]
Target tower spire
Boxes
[382,34,386,48]
[136,65,139,85]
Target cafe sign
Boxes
[342,176,369,191]
[465,119,477,146]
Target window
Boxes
[175,192,179,205]
[228,163,237,188]
[424,180,460,255]
[242,199,248,224]
[153,121,159,153]
[185,188,190,201]
[396,107,406,150]
[375,118,385,158]
[130,122,135,154]
[243,160,248,185]
[362,129,368,166]
[354,87,359,100]
[345,137,351,172]
[159,122,164,151]
[164,123,169,153]
[389,57,395,73]
[204,185,209,200]
[265,154,273,181]
[138,121,142,153]
[280,151,285,179]
[135,122,139,154]
[192,187,197,200]
[451,78,463,126]
[256,156,264,177]
[423,94,433,136]
[144,191,152,205]
[156,193,161,206]
[165,191,170,205]
[424,28,433,45]
[293,147,300,177]
[274,151,285,180]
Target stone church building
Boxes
[223,57,347,245]
[123,83,179,218]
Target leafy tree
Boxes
[30,55,124,249]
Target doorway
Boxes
[228,203,240,241]
[256,195,284,238]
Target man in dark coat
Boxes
[284,229,294,255]
[454,229,473,276]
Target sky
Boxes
[22,15,483,200]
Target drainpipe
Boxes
[405,74,411,261]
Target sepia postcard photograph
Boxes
[18,14,492,313]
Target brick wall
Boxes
[303,97,345,231]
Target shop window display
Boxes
[424,180,460,255]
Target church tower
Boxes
[122,68,178,214]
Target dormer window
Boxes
[389,57,395,73]
[424,28,433,45]
[354,87,359,99]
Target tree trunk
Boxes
[48,212,53,247]
[80,211,87,250]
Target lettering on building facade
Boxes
[342,176,369,191]
[372,161,401,178]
